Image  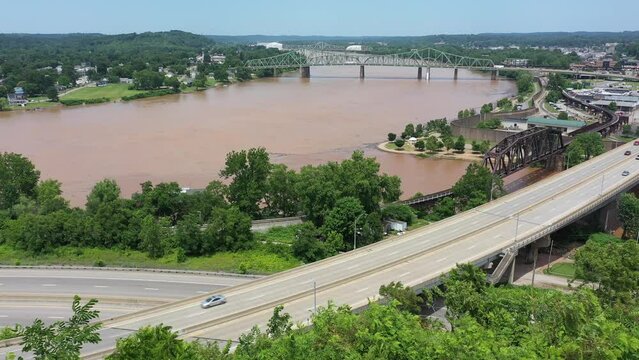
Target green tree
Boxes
[387,132,396,141]
[322,197,365,245]
[394,138,405,148]
[0,98,9,111]
[557,111,569,120]
[618,193,639,239]
[566,132,604,166]
[266,305,292,338]
[442,136,455,151]
[213,66,229,83]
[175,213,203,256]
[414,139,425,151]
[46,86,59,101]
[0,152,41,210]
[404,123,415,138]
[86,179,121,214]
[107,324,210,360]
[139,215,171,258]
[292,222,341,262]
[132,69,165,90]
[265,164,299,217]
[220,148,271,218]
[480,103,493,114]
[608,101,618,111]
[21,296,101,360]
[453,135,466,153]
[425,136,440,153]
[452,163,503,210]
[202,206,254,253]
[382,204,416,225]
[431,196,456,220]
[235,67,252,81]
[36,179,69,214]
[379,281,423,315]
[164,76,180,91]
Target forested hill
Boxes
[0,31,213,69]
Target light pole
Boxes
[313,280,317,314]
[514,213,520,242]
[546,237,554,271]
[600,174,605,196]
[531,246,538,287]
[353,213,365,250]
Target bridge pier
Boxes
[491,70,497,80]
[453,68,458,80]
[508,250,518,284]
[300,66,311,78]
[426,67,431,80]
[359,65,365,79]
[597,197,621,233]
[417,67,422,80]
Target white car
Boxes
[201,295,227,308]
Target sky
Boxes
[2,0,638,36]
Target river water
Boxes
[0,66,515,206]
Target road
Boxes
[4,142,639,359]
[0,269,252,327]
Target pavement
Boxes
[0,269,251,327]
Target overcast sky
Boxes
[2,0,637,35]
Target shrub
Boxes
[394,138,405,148]
[387,133,397,141]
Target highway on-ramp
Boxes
[4,143,639,359]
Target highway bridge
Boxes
[243,42,639,81]
[4,140,638,359]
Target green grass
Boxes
[543,101,559,114]
[545,262,576,278]
[0,325,20,340]
[9,101,61,110]
[62,84,145,101]
[0,245,300,275]
[254,224,302,245]
[407,218,430,231]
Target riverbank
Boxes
[377,141,484,161]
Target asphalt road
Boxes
[0,269,252,326]
[4,143,639,359]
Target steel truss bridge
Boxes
[244,42,496,70]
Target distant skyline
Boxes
[2,0,638,36]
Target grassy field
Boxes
[62,84,145,101]
[9,101,61,110]
[254,224,302,245]
[545,262,576,278]
[0,245,300,275]
[543,101,559,114]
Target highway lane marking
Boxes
[0,315,7,318]
[356,287,369,293]
[196,291,209,294]
[186,312,206,318]
[347,264,359,270]
[388,251,399,256]
[94,285,109,288]
[41,284,57,287]
[48,316,64,319]
[493,235,501,239]
[436,257,448,263]
[468,244,476,250]
[144,288,159,291]
[399,272,411,278]
[249,294,265,300]
[471,221,479,225]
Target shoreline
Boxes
[376,141,484,161]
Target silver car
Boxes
[201,295,227,308]
[622,170,630,177]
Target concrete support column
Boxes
[359,65,365,79]
[300,66,311,78]
[417,67,423,80]
[598,197,621,233]
[508,253,517,284]
[491,70,497,80]
[426,67,431,80]
[453,68,458,80]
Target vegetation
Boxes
[457,108,476,119]
[565,132,605,168]
[393,138,405,148]
[61,84,144,101]
[0,150,400,271]
[477,118,502,129]
[545,262,577,278]
[618,193,639,239]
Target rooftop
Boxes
[527,117,586,128]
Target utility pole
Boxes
[353,213,365,250]
[531,246,538,287]
[313,280,317,314]
[546,237,554,271]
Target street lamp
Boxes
[353,213,365,250]
[514,213,520,242]
[313,280,317,314]
[489,177,500,202]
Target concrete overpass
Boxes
[4,142,639,359]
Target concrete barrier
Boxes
[0,265,264,279]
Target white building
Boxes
[256,42,283,50]
[346,45,363,52]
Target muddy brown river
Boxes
[0,67,516,206]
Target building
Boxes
[384,219,407,233]
[7,87,28,106]
[501,118,528,131]
[211,55,226,64]
[346,45,364,52]
[256,42,283,50]
[527,117,586,135]
[503,58,529,67]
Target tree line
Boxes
[0,149,402,264]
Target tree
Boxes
[622,124,632,135]
[480,103,493,114]
[515,71,534,94]
[46,86,59,101]
[478,140,491,153]
[220,148,271,218]
[0,152,41,210]
[431,197,455,220]
[36,179,69,214]
[86,179,121,214]
[404,123,415,138]
[442,136,455,151]
[235,67,252,81]
[381,204,416,225]
[452,163,503,210]
[387,133,397,142]
[292,222,341,262]
[132,69,165,90]
[164,76,180,91]
[618,193,639,239]
[21,296,101,359]
[107,324,208,360]
[566,132,604,165]
[557,111,569,120]
[265,164,299,217]
[394,138,405,148]
[213,66,229,83]
[608,101,618,111]
[322,197,365,245]
[379,281,423,315]
[175,213,203,256]
[266,305,292,338]
[139,215,171,258]
[0,98,9,111]
[425,136,441,153]
[202,207,254,253]
[453,135,466,153]
[414,139,425,151]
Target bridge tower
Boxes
[426,67,431,80]
[417,67,422,80]
[359,65,365,79]
[453,68,458,80]
[300,66,311,78]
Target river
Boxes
[0,66,516,206]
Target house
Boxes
[119,78,134,84]
[211,55,226,64]
[527,117,586,135]
[502,118,528,131]
[7,87,28,106]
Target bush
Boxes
[387,133,397,141]
[121,89,178,101]
[414,140,425,151]
[382,204,416,225]
[477,118,502,129]
[93,260,106,267]
[394,138,405,148]
[60,97,111,106]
